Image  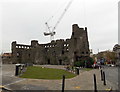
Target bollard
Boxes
[103,71,106,85]
[62,75,65,92]
[72,66,74,72]
[76,68,79,75]
[93,74,97,92]
[15,64,20,76]
[100,70,103,81]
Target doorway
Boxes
[59,59,62,65]
[48,59,50,64]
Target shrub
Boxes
[74,57,94,68]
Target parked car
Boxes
[107,64,115,67]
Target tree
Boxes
[105,51,116,64]
[96,50,117,64]
[74,56,94,68]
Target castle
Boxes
[11,24,90,65]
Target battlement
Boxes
[72,24,87,31]
[12,41,31,50]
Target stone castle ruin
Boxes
[11,24,90,65]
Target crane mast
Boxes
[44,0,73,41]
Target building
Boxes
[2,53,12,64]
[11,24,90,65]
[113,44,120,63]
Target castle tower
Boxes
[31,40,38,47]
[11,41,17,63]
[69,24,90,62]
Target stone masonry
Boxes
[11,24,90,65]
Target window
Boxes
[62,50,64,55]
[66,48,69,51]
[86,52,88,54]
[64,44,69,47]
[82,52,84,54]
[17,52,20,57]
[64,44,66,47]
[74,51,77,54]
[28,54,30,57]
[67,44,69,46]
[16,46,18,48]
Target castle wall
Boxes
[11,41,31,63]
[11,24,90,65]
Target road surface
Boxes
[103,66,118,90]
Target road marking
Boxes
[4,79,26,87]
[0,85,4,88]
[0,85,12,91]
[105,88,112,91]
[75,86,80,89]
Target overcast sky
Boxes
[0,0,119,54]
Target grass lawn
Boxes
[20,66,77,79]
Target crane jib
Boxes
[44,0,74,41]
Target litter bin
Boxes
[76,68,79,75]
[15,64,21,76]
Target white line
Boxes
[4,79,26,87]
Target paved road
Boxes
[103,66,118,90]
[1,64,49,90]
[2,64,24,86]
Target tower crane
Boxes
[44,0,73,41]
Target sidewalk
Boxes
[5,69,114,91]
[65,69,113,90]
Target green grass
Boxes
[20,66,77,79]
